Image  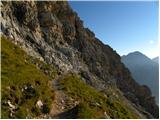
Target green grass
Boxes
[1,36,56,118]
[60,73,139,119]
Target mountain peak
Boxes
[121,51,159,104]
[152,56,159,64]
[126,51,149,58]
[122,51,153,64]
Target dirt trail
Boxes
[50,73,67,118]
[36,72,77,119]
[49,72,76,118]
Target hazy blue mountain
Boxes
[121,51,159,104]
[152,57,159,64]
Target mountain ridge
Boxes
[121,51,159,104]
[152,56,159,64]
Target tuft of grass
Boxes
[76,102,103,119]
[1,36,56,118]
[60,73,139,119]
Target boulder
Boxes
[36,100,43,109]
[7,100,16,110]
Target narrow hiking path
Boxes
[49,72,69,118]
[36,72,78,119]
[35,73,68,119]
[49,72,78,118]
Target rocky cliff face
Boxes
[1,1,159,118]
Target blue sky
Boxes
[69,1,159,58]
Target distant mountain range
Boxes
[121,51,159,104]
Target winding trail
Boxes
[49,72,78,119]
[49,73,69,118]
[35,72,70,119]
[36,72,78,119]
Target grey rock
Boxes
[36,100,43,109]
[39,12,57,27]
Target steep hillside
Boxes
[59,73,140,119]
[121,51,159,104]
[1,35,143,119]
[1,1,159,118]
[1,36,56,118]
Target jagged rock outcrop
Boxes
[1,1,159,118]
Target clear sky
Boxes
[69,1,159,59]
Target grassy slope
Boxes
[60,73,139,119]
[1,35,140,119]
[1,36,56,118]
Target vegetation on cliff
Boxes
[1,35,139,119]
[1,36,56,118]
[59,73,139,119]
